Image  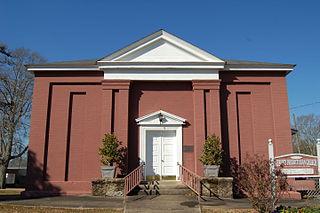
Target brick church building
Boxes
[24,30,294,195]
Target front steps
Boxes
[134,180,193,195]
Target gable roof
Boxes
[26,29,295,73]
[27,59,98,67]
[224,59,295,67]
[27,58,295,68]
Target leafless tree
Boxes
[0,44,11,57]
[0,45,46,188]
[292,114,320,155]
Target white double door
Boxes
[146,130,177,177]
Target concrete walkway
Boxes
[0,194,200,212]
[0,195,123,209]
[0,193,319,212]
[200,196,320,210]
[125,195,201,213]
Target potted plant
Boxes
[98,133,124,178]
[199,134,223,177]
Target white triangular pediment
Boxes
[118,39,204,62]
[98,30,223,63]
[136,110,186,125]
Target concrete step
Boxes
[136,188,192,195]
[139,185,189,190]
[134,180,193,195]
[146,188,192,195]
[141,180,186,185]
[140,183,188,189]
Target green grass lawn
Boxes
[0,188,24,195]
[0,205,122,213]
[202,208,256,213]
[0,189,122,212]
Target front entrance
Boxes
[146,130,177,178]
[136,110,186,180]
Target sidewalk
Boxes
[0,194,201,212]
[0,193,319,212]
[200,196,320,211]
[125,195,201,213]
[0,194,123,209]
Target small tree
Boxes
[98,133,124,166]
[238,155,288,213]
[199,134,223,165]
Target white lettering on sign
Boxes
[281,168,314,175]
[275,159,317,167]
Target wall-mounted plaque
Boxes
[183,145,194,153]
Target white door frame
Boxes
[139,125,182,180]
[136,110,186,180]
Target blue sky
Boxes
[2,0,320,116]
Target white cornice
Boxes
[224,67,293,71]
[99,65,224,70]
[27,65,293,74]
[27,67,100,71]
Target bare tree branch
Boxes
[9,146,28,160]
[0,44,11,57]
[292,114,320,155]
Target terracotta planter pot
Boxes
[203,165,220,177]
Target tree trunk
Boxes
[0,160,9,189]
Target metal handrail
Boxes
[124,163,144,196]
[178,164,202,200]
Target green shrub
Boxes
[199,134,223,165]
[98,133,124,166]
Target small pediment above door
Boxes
[136,110,186,125]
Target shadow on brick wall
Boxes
[21,150,61,197]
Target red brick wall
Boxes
[25,70,293,195]
[26,72,104,195]
[220,71,293,171]
[128,81,195,172]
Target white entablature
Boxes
[98,30,223,63]
[99,30,223,80]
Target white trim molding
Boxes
[27,67,100,71]
[224,67,293,72]
[99,64,224,70]
[104,70,219,81]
